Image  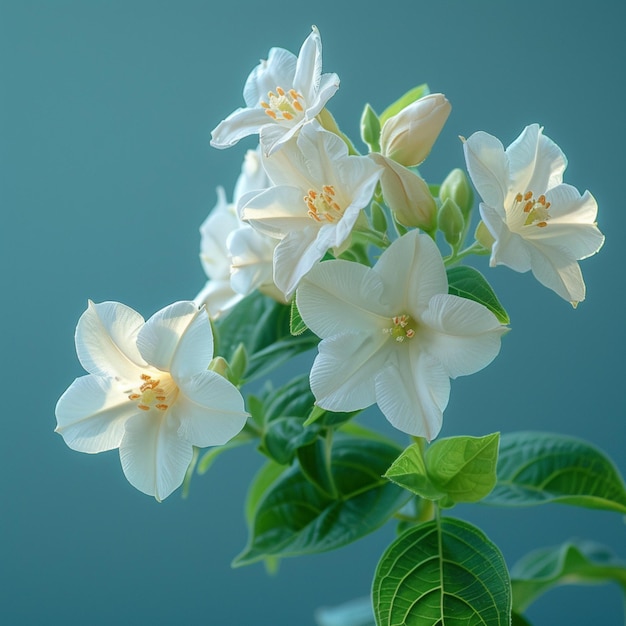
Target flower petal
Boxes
[170,307,215,379]
[194,280,243,320]
[210,107,273,149]
[420,294,505,378]
[480,203,531,272]
[310,331,389,412]
[243,47,297,107]
[55,375,137,453]
[137,302,203,373]
[293,26,323,104]
[374,230,448,314]
[463,131,509,210]
[272,227,327,298]
[119,412,193,501]
[241,185,311,237]
[173,372,248,447]
[296,259,389,338]
[528,245,586,304]
[76,301,146,381]
[375,349,449,440]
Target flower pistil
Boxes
[304,185,343,222]
[127,373,178,412]
[383,314,416,342]
[260,87,305,122]
[511,191,552,228]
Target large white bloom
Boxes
[463,124,604,304]
[210,26,339,156]
[296,231,506,440]
[55,301,248,501]
[196,148,280,316]
[241,122,382,299]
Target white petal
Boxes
[480,203,531,272]
[293,26,323,103]
[241,185,311,237]
[272,227,327,299]
[194,280,243,320]
[296,123,348,183]
[374,230,448,314]
[463,131,509,210]
[76,301,146,381]
[119,412,192,501]
[420,294,505,378]
[508,125,567,193]
[137,302,201,372]
[528,245,586,303]
[55,375,137,453]
[227,225,276,296]
[170,307,215,379]
[233,147,270,204]
[308,72,340,117]
[375,349,449,440]
[210,107,273,149]
[243,47,297,107]
[199,190,239,280]
[546,184,598,223]
[310,331,390,412]
[260,122,301,157]
[173,372,248,447]
[296,259,389,338]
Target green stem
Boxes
[444,241,489,266]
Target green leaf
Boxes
[384,434,500,505]
[372,517,511,625]
[447,266,510,324]
[245,334,319,382]
[297,437,337,498]
[290,298,308,336]
[384,442,447,500]
[426,432,500,505]
[263,417,319,465]
[214,291,318,382]
[379,83,430,127]
[511,541,626,613]
[484,431,626,513]
[234,437,409,566]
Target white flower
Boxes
[296,230,506,440]
[196,187,243,318]
[463,124,605,304]
[55,301,248,501]
[241,122,382,299]
[210,26,339,156]
[196,148,280,316]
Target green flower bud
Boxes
[360,103,381,152]
[229,343,248,383]
[371,201,388,234]
[208,356,230,378]
[475,220,495,251]
[438,198,465,247]
[440,168,474,218]
[370,154,437,232]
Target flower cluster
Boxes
[55,26,604,504]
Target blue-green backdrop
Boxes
[2,1,624,624]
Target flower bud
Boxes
[371,154,437,231]
[438,198,464,247]
[208,356,230,378]
[380,94,451,167]
[439,168,474,218]
[360,103,381,152]
[475,220,495,251]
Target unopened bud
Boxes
[371,154,437,231]
[475,221,495,251]
[360,103,381,152]
[371,201,388,234]
[440,168,474,218]
[438,198,464,247]
[208,356,230,378]
[380,94,451,167]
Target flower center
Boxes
[304,185,344,223]
[127,373,177,412]
[260,86,305,122]
[383,314,416,343]
[512,190,552,228]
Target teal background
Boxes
[2,1,624,624]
